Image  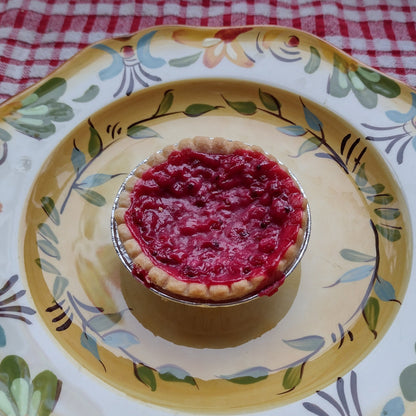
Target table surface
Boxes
[0,0,415,104]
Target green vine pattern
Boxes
[214,88,403,392]
[32,89,404,396]
[35,93,228,391]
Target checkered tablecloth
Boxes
[0,0,415,104]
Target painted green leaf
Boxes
[400,363,416,402]
[282,363,304,390]
[34,77,66,104]
[10,116,45,127]
[277,125,307,136]
[37,223,58,244]
[88,312,123,332]
[35,258,61,276]
[20,93,38,107]
[45,102,74,122]
[29,77,67,106]
[155,89,174,116]
[363,296,379,338]
[327,55,350,98]
[37,239,60,260]
[135,364,157,391]
[88,125,103,158]
[223,97,257,115]
[0,128,11,142]
[283,335,325,352]
[31,370,61,416]
[127,125,160,139]
[18,104,49,117]
[366,193,394,205]
[359,184,385,194]
[184,104,219,117]
[293,137,321,157]
[332,265,374,285]
[6,117,56,140]
[340,248,375,262]
[169,52,201,67]
[102,330,139,348]
[304,46,321,74]
[222,367,269,384]
[258,89,281,111]
[348,70,366,92]
[302,104,322,131]
[356,67,400,98]
[0,326,5,347]
[374,207,401,220]
[52,276,68,300]
[74,188,106,207]
[0,391,15,415]
[381,397,405,416]
[71,146,86,174]
[356,66,381,83]
[0,355,30,386]
[73,85,100,103]
[351,85,378,109]
[10,379,30,411]
[374,276,397,302]
[355,163,368,187]
[376,224,401,242]
[40,197,60,225]
[330,68,350,95]
[80,332,100,361]
[158,365,197,386]
[78,173,114,188]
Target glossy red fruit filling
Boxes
[125,148,304,286]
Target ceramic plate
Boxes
[0,25,415,416]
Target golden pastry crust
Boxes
[114,136,308,303]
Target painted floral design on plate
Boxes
[0,26,415,415]
[20,79,411,412]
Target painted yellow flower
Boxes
[173,27,254,68]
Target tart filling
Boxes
[114,137,308,303]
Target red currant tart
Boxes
[113,137,309,304]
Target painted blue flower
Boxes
[363,92,416,164]
[93,30,166,97]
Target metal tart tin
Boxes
[111,141,311,308]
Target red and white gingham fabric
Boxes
[0,0,415,104]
